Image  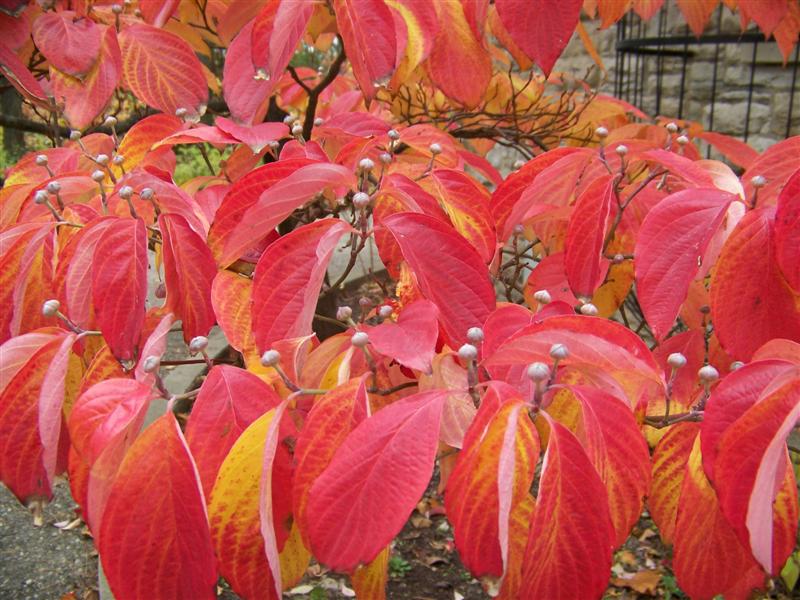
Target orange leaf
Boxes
[211,270,254,353]
[351,546,389,600]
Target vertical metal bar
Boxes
[634,18,642,108]
[786,43,799,138]
[655,6,665,116]
[678,40,689,119]
[744,40,758,142]
[707,5,723,156]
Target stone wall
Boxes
[553,6,799,152]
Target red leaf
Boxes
[710,207,800,360]
[774,167,800,289]
[133,312,175,385]
[185,365,281,498]
[363,300,439,373]
[0,331,68,503]
[568,385,651,546]
[68,378,153,531]
[0,41,49,106]
[710,366,800,572]
[739,0,789,37]
[676,0,719,37]
[99,413,217,600]
[32,11,101,77]
[697,131,759,169]
[119,23,207,115]
[223,20,274,124]
[445,384,538,584]
[742,136,800,206]
[520,416,615,599]
[381,212,496,347]
[210,161,354,267]
[495,0,582,75]
[635,188,739,340]
[215,117,288,154]
[333,0,397,100]
[92,218,148,362]
[564,174,614,298]
[252,219,352,352]
[139,0,180,27]
[159,213,217,343]
[306,391,445,570]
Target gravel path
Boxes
[0,481,97,600]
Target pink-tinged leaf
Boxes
[671,430,767,600]
[186,365,280,498]
[333,0,397,100]
[520,415,615,599]
[524,252,580,307]
[216,117,288,154]
[445,385,538,585]
[0,329,63,391]
[154,125,239,148]
[92,218,148,362]
[697,131,759,169]
[139,0,180,27]
[211,270,254,353]
[742,136,800,206]
[119,23,207,115]
[158,213,217,343]
[641,149,716,187]
[564,174,614,299]
[37,332,77,488]
[481,304,536,359]
[306,391,445,571]
[418,353,474,448]
[431,168,497,263]
[710,207,800,360]
[457,149,502,186]
[363,300,439,373]
[99,413,217,600]
[752,339,800,363]
[293,378,370,545]
[123,170,209,236]
[711,367,800,572]
[426,0,491,108]
[0,332,68,503]
[635,187,739,340]
[33,11,100,77]
[495,0,582,75]
[252,219,352,352]
[253,0,313,83]
[651,330,705,412]
[568,385,651,546]
[0,41,48,106]
[133,312,175,385]
[223,20,274,124]
[211,161,354,267]
[774,167,800,289]
[68,378,153,531]
[382,212,496,347]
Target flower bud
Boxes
[379,152,392,164]
[676,135,689,146]
[612,253,625,264]
[140,187,154,201]
[118,185,134,200]
[387,129,400,140]
[378,305,393,319]
[283,114,295,125]
[189,336,208,353]
[458,343,478,361]
[69,130,82,141]
[533,289,551,305]
[175,107,188,118]
[260,349,281,366]
[512,160,526,170]
[142,355,161,373]
[526,362,550,382]
[358,297,372,309]
[42,299,60,317]
[595,126,608,138]
[154,282,166,299]
[336,306,353,321]
[666,122,678,133]
[698,364,719,383]
[35,154,48,166]
[291,123,303,136]
[34,190,49,205]
[513,223,524,236]
[358,158,375,172]
[750,175,766,188]
[615,144,628,156]
[268,140,280,151]
[91,170,105,182]
[111,3,123,14]
[429,143,442,155]
[730,360,745,371]
[112,155,125,166]
[667,352,687,369]
[95,154,109,165]
[549,343,569,360]
[351,331,369,348]
[466,327,484,343]
[580,302,598,316]
[103,115,117,127]
[313,117,324,126]
[352,192,370,209]
[46,181,61,194]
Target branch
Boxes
[302,37,347,139]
